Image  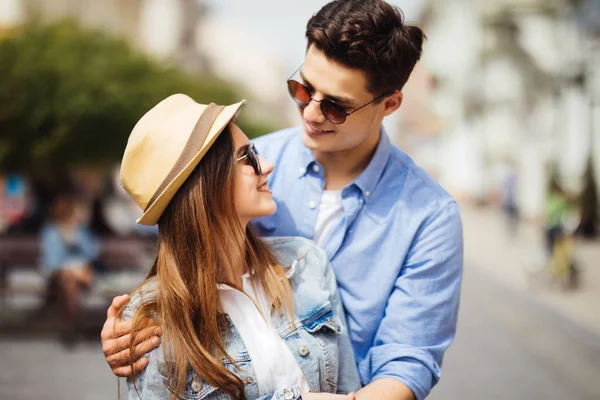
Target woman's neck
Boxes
[222,231,248,289]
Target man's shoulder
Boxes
[385,145,457,214]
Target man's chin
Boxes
[301,129,334,152]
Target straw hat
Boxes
[120,94,246,225]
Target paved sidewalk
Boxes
[460,203,600,335]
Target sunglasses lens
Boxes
[287,80,311,106]
[321,100,347,124]
[248,146,261,175]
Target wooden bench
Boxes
[0,235,157,312]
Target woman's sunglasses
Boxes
[237,144,262,175]
[287,70,396,124]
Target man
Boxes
[100,1,463,399]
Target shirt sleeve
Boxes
[79,228,100,261]
[358,201,463,400]
[40,226,66,275]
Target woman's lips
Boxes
[257,182,271,193]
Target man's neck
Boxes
[314,130,380,191]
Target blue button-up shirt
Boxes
[252,126,463,400]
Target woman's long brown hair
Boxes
[126,126,294,399]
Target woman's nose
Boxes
[258,155,274,175]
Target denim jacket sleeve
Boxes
[127,346,171,400]
[313,244,361,394]
[123,286,169,400]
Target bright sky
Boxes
[204,0,425,70]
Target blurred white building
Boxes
[0,0,207,69]
[407,0,600,219]
[196,15,294,128]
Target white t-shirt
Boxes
[314,190,344,247]
[217,274,310,397]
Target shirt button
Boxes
[299,345,310,357]
[312,164,320,173]
[308,201,316,209]
[284,389,295,400]
[365,191,371,197]
[244,377,254,384]
[191,381,202,393]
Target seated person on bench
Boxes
[40,194,100,346]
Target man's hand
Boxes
[100,294,162,377]
[301,393,356,400]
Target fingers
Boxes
[104,321,158,358]
[112,319,134,338]
[111,356,150,378]
[113,316,157,338]
[106,335,161,369]
[107,294,130,318]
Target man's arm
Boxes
[358,201,463,400]
[356,378,414,400]
[100,294,161,377]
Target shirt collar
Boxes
[352,127,391,201]
[298,134,316,178]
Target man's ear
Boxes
[382,91,403,117]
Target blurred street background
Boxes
[1,0,599,399]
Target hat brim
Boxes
[136,100,246,226]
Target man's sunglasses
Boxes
[286,66,396,124]
[237,144,262,175]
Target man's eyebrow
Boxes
[299,71,356,106]
[236,144,249,158]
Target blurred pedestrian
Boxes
[544,180,569,256]
[503,165,519,236]
[544,179,580,289]
[40,193,100,347]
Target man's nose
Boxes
[302,99,327,124]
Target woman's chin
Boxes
[261,200,277,217]
[240,201,277,221]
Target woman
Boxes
[119,94,360,400]
[41,194,99,346]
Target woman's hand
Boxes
[301,393,356,400]
[100,294,162,377]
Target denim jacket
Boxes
[124,237,361,400]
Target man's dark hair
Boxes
[306,0,425,95]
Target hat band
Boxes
[145,103,225,212]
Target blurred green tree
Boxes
[0,20,272,176]
[0,20,277,233]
